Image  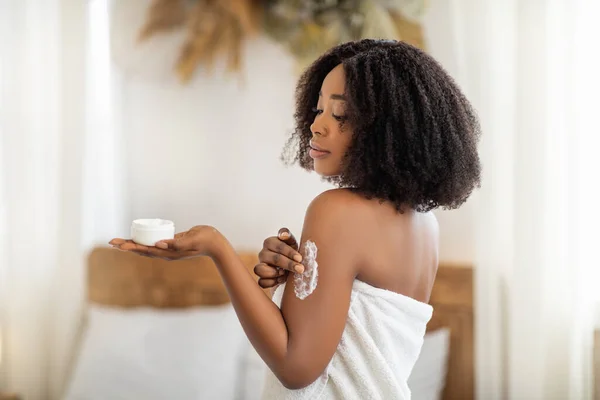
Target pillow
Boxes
[408,328,451,400]
[63,304,248,400]
[238,337,268,400]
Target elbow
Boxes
[276,364,323,390]
[278,375,315,391]
[279,376,312,391]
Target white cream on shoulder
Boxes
[294,240,319,300]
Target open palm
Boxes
[109,225,219,260]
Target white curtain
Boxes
[0,0,126,398]
[447,0,600,399]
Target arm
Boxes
[212,191,361,389]
[109,192,360,389]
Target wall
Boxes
[118,0,475,263]
[122,37,331,252]
[422,0,477,264]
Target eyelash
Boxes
[312,107,346,122]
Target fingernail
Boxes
[293,254,303,262]
[155,242,167,249]
[278,269,285,276]
[294,264,304,274]
[279,231,289,239]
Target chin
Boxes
[313,165,341,177]
[312,157,343,177]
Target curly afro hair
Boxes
[283,39,481,212]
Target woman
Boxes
[110,39,481,399]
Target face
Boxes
[309,64,353,177]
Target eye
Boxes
[332,114,347,122]
[311,107,323,115]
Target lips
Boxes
[309,141,330,159]
[309,141,327,152]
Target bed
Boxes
[64,247,474,400]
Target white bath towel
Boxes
[261,279,434,400]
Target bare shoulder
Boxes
[305,188,372,223]
[301,189,372,269]
[306,189,439,235]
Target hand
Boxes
[109,225,222,260]
[255,228,304,289]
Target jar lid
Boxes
[131,219,174,231]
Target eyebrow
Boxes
[319,91,346,101]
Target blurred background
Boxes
[0,0,599,399]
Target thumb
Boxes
[277,227,299,250]
[155,236,193,251]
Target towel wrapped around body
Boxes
[261,279,434,400]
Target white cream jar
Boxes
[131,219,175,247]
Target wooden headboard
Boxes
[427,265,474,400]
[87,247,474,399]
[88,247,262,307]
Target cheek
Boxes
[335,129,353,156]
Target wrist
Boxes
[206,228,233,261]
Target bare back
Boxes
[341,189,440,303]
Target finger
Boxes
[116,242,179,259]
[110,239,149,253]
[277,228,299,251]
[258,275,287,289]
[258,249,304,274]
[265,236,303,264]
[253,263,285,279]
[118,241,150,252]
[258,278,278,289]
[155,236,193,251]
[155,240,169,249]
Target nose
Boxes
[310,115,327,137]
